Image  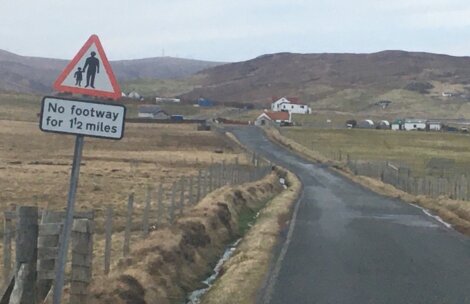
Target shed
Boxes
[255,111,291,126]
[404,119,426,131]
[138,105,170,119]
[357,119,375,129]
[391,119,404,131]
[427,121,442,131]
[128,90,142,100]
[197,98,215,107]
[377,120,391,129]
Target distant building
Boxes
[403,119,426,131]
[376,100,392,109]
[377,120,391,129]
[271,97,311,114]
[128,90,141,99]
[442,92,453,97]
[155,97,181,103]
[427,121,442,131]
[255,111,291,126]
[138,105,170,119]
[357,119,375,129]
[197,98,215,107]
[391,119,404,131]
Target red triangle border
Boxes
[53,34,122,100]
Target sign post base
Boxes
[53,135,85,304]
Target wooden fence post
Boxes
[179,178,185,215]
[197,170,202,203]
[12,206,38,303]
[142,186,152,238]
[37,210,63,302]
[169,182,176,224]
[188,176,194,205]
[104,206,113,275]
[3,212,13,285]
[123,193,134,257]
[201,170,207,198]
[222,161,226,185]
[209,166,213,192]
[69,219,93,304]
[157,182,164,226]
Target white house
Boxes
[403,119,426,131]
[271,97,311,114]
[255,111,291,126]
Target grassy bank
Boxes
[201,170,301,304]
[89,169,285,304]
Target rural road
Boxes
[229,126,470,304]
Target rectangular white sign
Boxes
[40,96,126,139]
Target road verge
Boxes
[201,170,301,304]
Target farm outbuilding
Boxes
[427,121,442,131]
[404,119,426,131]
[377,120,391,129]
[138,105,170,119]
[357,119,375,129]
[197,98,215,107]
[255,111,291,126]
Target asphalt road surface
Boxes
[229,126,470,304]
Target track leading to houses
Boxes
[229,126,470,304]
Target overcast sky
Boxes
[2,0,470,62]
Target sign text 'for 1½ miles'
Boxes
[40,96,126,140]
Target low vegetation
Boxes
[281,127,470,176]
[201,170,301,304]
[90,170,285,304]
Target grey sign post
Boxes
[39,96,126,303]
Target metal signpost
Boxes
[38,34,124,304]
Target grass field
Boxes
[0,119,248,279]
[281,127,470,176]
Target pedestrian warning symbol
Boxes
[53,34,121,100]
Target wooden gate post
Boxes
[69,219,93,304]
[3,212,13,285]
[37,210,63,302]
[12,206,38,304]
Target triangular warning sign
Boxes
[53,34,121,100]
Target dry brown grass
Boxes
[0,120,248,280]
[89,170,284,304]
[201,170,301,304]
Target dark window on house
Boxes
[301,105,304,108]
[414,124,417,128]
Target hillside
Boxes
[0,49,222,94]
[179,51,470,118]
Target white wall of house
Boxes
[404,122,426,131]
[391,124,401,131]
[279,103,310,114]
[428,123,441,131]
[271,97,311,114]
[138,113,154,118]
[271,97,290,111]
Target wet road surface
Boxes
[229,126,470,304]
